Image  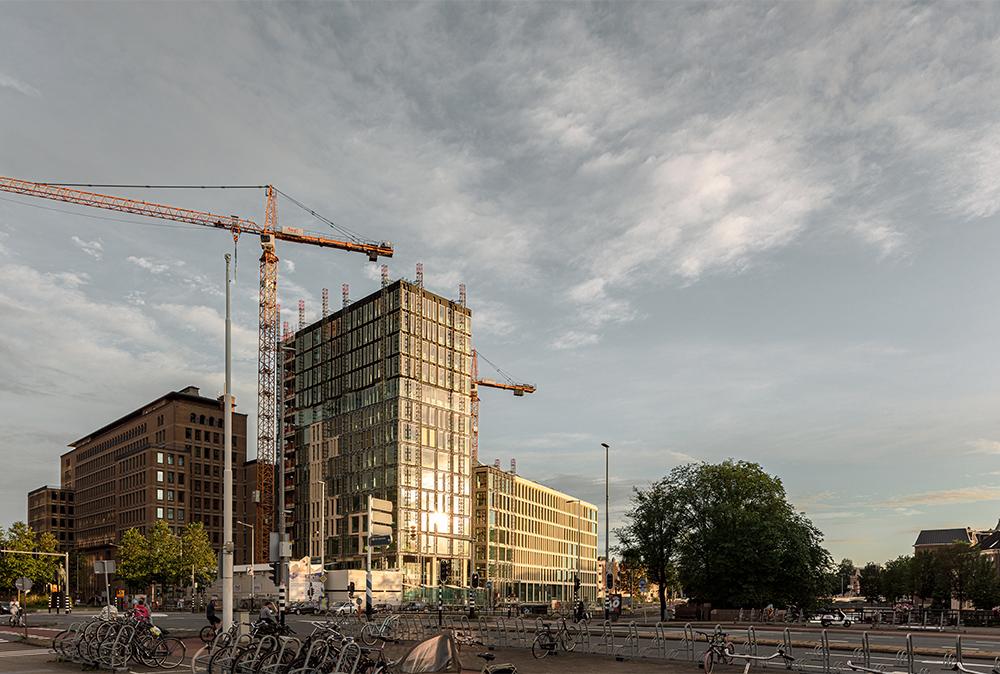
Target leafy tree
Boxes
[966,555,1000,610]
[935,543,977,610]
[180,522,217,589]
[146,520,182,588]
[912,552,939,605]
[615,474,685,620]
[0,523,61,593]
[837,558,855,595]
[673,460,832,609]
[858,562,882,602]
[117,528,150,591]
[882,556,913,602]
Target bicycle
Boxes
[531,618,579,658]
[698,630,736,674]
[473,651,518,673]
[729,644,795,674]
[360,614,399,645]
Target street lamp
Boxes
[566,499,582,617]
[601,442,610,619]
[236,520,254,607]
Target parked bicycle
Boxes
[531,618,579,658]
[361,614,400,645]
[698,629,736,674]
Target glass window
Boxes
[167,454,174,465]
[157,507,164,519]
[167,508,174,520]
[156,470,164,482]
[156,452,164,464]
[156,489,164,500]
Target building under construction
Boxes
[284,276,475,592]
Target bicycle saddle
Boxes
[478,652,496,661]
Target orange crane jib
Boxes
[0,175,394,562]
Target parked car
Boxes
[400,601,428,612]
[810,608,853,627]
[329,601,355,616]
[289,601,319,615]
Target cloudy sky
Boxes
[3,2,1000,565]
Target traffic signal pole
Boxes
[366,495,373,620]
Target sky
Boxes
[2,1,1000,565]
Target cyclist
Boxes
[206,595,221,634]
[9,598,21,626]
[258,600,277,625]
[133,597,151,623]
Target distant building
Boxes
[28,385,252,600]
[472,462,598,605]
[913,528,980,554]
[27,486,75,551]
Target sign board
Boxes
[116,589,125,598]
[94,560,116,575]
[639,578,647,593]
[247,566,254,576]
[370,497,394,537]
[15,577,32,592]
[369,534,392,547]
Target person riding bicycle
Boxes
[132,597,151,623]
[206,595,221,632]
[9,598,21,626]
[258,600,277,625]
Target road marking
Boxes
[0,649,48,657]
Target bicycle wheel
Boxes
[360,623,378,646]
[532,632,556,659]
[703,649,716,674]
[191,645,212,674]
[561,623,579,652]
[153,637,186,669]
[200,625,217,644]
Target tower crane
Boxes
[0,176,393,561]
[470,349,536,465]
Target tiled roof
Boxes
[914,528,972,546]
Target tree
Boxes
[912,552,939,605]
[615,474,686,620]
[882,556,913,602]
[858,562,882,602]
[836,559,855,595]
[673,460,832,609]
[935,543,977,611]
[966,555,1000,610]
[146,520,182,588]
[117,527,150,591]
[0,522,61,593]
[180,522,217,590]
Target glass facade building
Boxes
[286,280,474,591]
[473,464,599,606]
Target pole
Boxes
[104,563,111,608]
[313,480,325,611]
[222,253,234,631]
[602,442,610,620]
[64,552,70,614]
[277,344,289,624]
[366,494,373,620]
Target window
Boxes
[185,428,192,439]
[178,456,185,466]
[156,471,164,482]
[157,507,164,519]
[156,452,164,464]
[167,508,174,520]
[167,472,175,484]
[156,489,164,500]
[167,454,174,465]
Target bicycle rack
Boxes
[641,621,668,659]
[615,621,640,661]
[333,640,362,674]
[597,619,616,656]
[668,622,697,662]
[783,627,795,663]
[744,625,759,660]
[106,622,134,672]
[514,617,529,647]
[286,636,330,674]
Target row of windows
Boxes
[189,413,224,427]
[77,422,147,461]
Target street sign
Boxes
[370,534,392,547]
[116,589,125,598]
[93,560,116,575]
[247,566,254,576]
[639,578,647,593]
[15,577,32,592]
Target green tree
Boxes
[147,520,182,588]
[836,558,855,595]
[858,562,882,602]
[673,460,832,609]
[966,555,1000,610]
[0,523,61,593]
[882,556,913,602]
[180,522,217,589]
[615,474,685,620]
[935,543,978,612]
[912,552,939,605]
[117,527,150,591]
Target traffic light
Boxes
[574,575,581,591]
[348,581,355,598]
[606,572,614,591]
[440,559,451,584]
[269,562,280,586]
[471,572,479,589]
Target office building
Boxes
[472,462,598,605]
[285,278,474,591]
[28,386,250,599]
[27,486,75,551]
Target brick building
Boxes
[28,386,251,600]
[27,486,75,551]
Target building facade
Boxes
[33,386,250,599]
[285,279,474,592]
[472,463,598,605]
[27,486,75,551]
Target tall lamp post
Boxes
[601,442,610,619]
[566,499,582,616]
[312,480,326,609]
[236,520,255,608]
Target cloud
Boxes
[283,259,296,273]
[881,486,1000,508]
[523,432,593,449]
[471,299,516,339]
[0,72,40,97]
[71,236,103,261]
[154,303,258,361]
[550,330,600,350]
[968,439,1000,455]
[128,255,172,274]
